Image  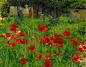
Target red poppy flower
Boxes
[37,28,43,32]
[28,46,36,52]
[72,56,78,62]
[10,28,17,32]
[53,38,61,43]
[8,41,15,47]
[58,34,63,37]
[79,55,84,60]
[52,42,58,46]
[72,53,84,63]
[10,23,18,32]
[71,39,79,46]
[40,24,46,30]
[49,34,53,37]
[49,37,54,40]
[14,36,20,44]
[45,38,50,43]
[63,30,70,36]
[18,32,25,36]
[66,37,71,39]
[54,51,59,55]
[58,41,63,45]
[10,23,18,29]
[76,53,81,58]
[36,54,44,60]
[82,46,86,50]
[35,36,38,41]
[31,38,34,41]
[39,39,45,44]
[0,34,6,38]
[21,38,28,44]
[20,58,27,65]
[33,32,37,36]
[54,33,62,38]
[78,47,84,52]
[47,43,53,46]
[53,39,58,43]
[49,34,54,40]
[42,35,45,38]
[42,60,53,67]
[20,40,23,44]
[6,33,11,37]
[59,44,64,49]
[54,33,58,39]
[79,40,85,46]
[70,62,73,64]
[37,24,48,32]
[45,53,51,59]
[10,34,14,40]
[39,39,43,44]
[75,48,78,51]
[71,41,78,46]
[77,60,80,63]
[44,28,48,32]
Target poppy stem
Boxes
[4,39,9,67]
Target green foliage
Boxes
[59,14,80,24]
[59,15,69,24]
[77,22,86,37]
[49,20,85,40]
[62,9,70,14]
[33,15,40,18]
[1,2,10,18]
[70,0,86,9]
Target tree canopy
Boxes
[7,0,86,9]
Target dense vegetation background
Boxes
[0,0,86,18]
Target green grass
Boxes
[0,15,86,67]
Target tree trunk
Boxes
[37,5,39,16]
[54,6,56,19]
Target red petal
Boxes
[12,42,15,47]
[63,30,70,36]
[10,34,14,40]
[20,62,24,65]
[10,23,18,28]
[40,24,46,30]
[44,28,48,32]
[37,28,43,32]
[18,32,25,36]
[0,34,6,38]
[6,33,10,37]
[70,62,73,64]
[75,48,78,51]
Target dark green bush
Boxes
[1,2,10,18]
[78,24,86,37]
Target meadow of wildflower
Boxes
[0,15,86,67]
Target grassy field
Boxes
[0,15,86,67]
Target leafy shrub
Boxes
[62,9,70,14]
[59,14,80,24]
[1,2,10,18]
[77,22,86,37]
[47,15,59,28]
[59,15,69,24]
